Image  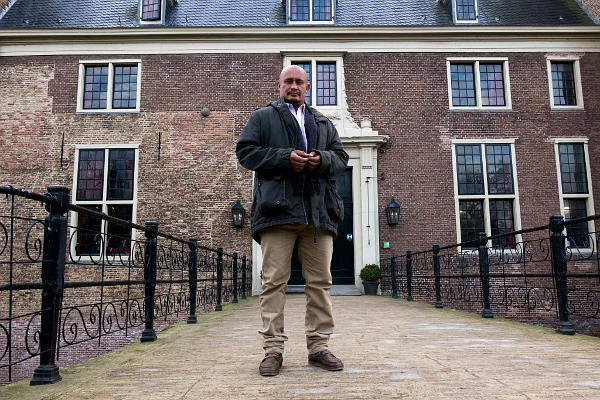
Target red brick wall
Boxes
[2,50,599,260]
[342,52,600,256]
[2,50,600,382]
[0,54,284,256]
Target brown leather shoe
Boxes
[308,350,344,371]
[259,352,283,376]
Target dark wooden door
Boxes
[289,168,354,285]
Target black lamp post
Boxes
[385,198,401,226]
[231,200,246,228]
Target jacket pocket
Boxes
[256,176,289,216]
[325,180,344,223]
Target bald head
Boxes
[279,65,308,82]
[278,65,311,108]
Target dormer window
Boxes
[142,0,161,21]
[288,0,334,24]
[139,0,170,24]
[453,0,478,23]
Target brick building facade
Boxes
[1,0,600,295]
[2,0,600,384]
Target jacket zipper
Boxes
[302,197,308,225]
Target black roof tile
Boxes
[0,0,594,29]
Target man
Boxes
[236,65,349,376]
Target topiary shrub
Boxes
[359,264,381,282]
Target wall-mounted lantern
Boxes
[231,200,246,228]
[385,198,401,226]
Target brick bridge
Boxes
[1,295,600,400]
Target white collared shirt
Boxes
[286,103,308,152]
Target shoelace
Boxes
[263,352,281,360]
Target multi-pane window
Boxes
[289,0,333,23]
[448,59,510,109]
[479,64,506,107]
[291,60,338,106]
[454,0,478,22]
[454,143,520,249]
[556,142,594,248]
[291,62,313,106]
[141,0,161,21]
[290,0,310,21]
[450,64,476,107]
[547,58,583,109]
[78,60,141,112]
[74,148,137,256]
[551,62,576,106]
[313,0,333,21]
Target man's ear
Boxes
[306,82,311,92]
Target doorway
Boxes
[288,168,354,285]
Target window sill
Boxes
[288,20,334,25]
[66,257,137,266]
[550,106,585,111]
[76,109,140,115]
[449,107,513,112]
[139,19,164,25]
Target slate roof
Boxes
[0,0,594,29]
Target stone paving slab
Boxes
[2,295,600,399]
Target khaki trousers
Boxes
[259,224,334,355]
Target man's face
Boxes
[278,67,311,106]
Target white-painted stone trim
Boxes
[2,27,600,56]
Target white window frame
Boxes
[284,56,343,111]
[70,144,140,261]
[553,138,595,250]
[451,139,523,251]
[447,57,512,111]
[139,0,164,25]
[452,0,479,24]
[287,0,335,25]
[546,56,584,110]
[76,59,142,113]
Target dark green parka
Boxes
[236,99,349,243]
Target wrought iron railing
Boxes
[0,185,252,385]
[381,214,600,336]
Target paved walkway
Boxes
[2,295,600,399]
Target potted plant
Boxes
[360,264,381,295]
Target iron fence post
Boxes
[216,247,223,311]
[141,221,158,342]
[477,232,493,318]
[406,251,413,301]
[549,214,575,335]
[232,252,239,303]
[433,245,443,308]
[187,238,198,324]
[391,256,399,299]
[241,255,247,299]
[30,186,69,385]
